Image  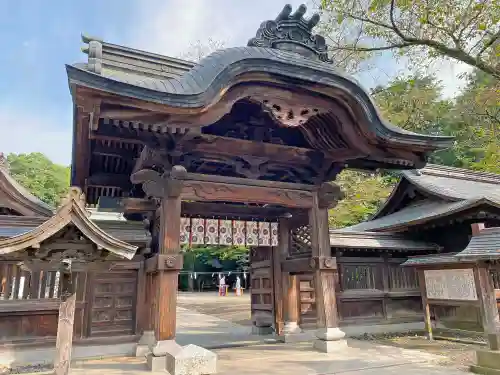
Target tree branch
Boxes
[331,43,413,52]
[389,0,406,40]
[477,30,500,56]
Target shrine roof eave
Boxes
[401,253,473,267]
[343,197,500,233]
[0,166,54,217]
[0,188,138,261]
[329,230,440,251]
[455,227,500,261]
[372,164,500,220]
[66,46,453,153]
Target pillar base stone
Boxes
[251,325,274,335]
[313,327,347,353]
[147,341,217,375]
[135,330,155,357]
[313,338,348,353]
[470,350,500,375]
[279,322,314,343]
[283,322,301,334]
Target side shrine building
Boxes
[0,3,498,374]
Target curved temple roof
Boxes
[344,164,500,232]
[0,187,137,261]
[67,46,452,148]
[67,4,453,178]
[0,154,54,217]
[456,227,500,260]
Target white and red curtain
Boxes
[179,218,279,247]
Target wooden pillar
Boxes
[153,192,182,343]
[309,188,345,352]
[132,165,187,358]
[53,267,76,375]
[136,261,146,334]
[417,270,433,340]
[273,218,290,336]
[475,264,500,350]
[284,274,301,329]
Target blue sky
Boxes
[0,0,471,166]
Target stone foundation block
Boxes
[147,353,166,372]
[166,344,217,375]
[313,339,348,353]
[471,350,500,375]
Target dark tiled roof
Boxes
[401,253,468,266]
[401,164,500,201]
[344,164,500,232]
[456,227,500,260]
[0,215,150,247]
[343,198,500,232]
[67,43,453,151]
[329,230,439,251]
[81,35,194,80]
[0,226,31,238]
[0,166,54,217]
[93,220,150,246]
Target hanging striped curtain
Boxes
[180,217,190,245]
[232,220,246,246]
[246,221,259,246]
[205,219,219,245]
[219,220,233,246]
[258,222,271,246]
[271,222,279,246]
[190,218,205,245]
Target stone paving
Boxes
[70,340,467,375]
[3,292,473,374]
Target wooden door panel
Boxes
[89,270,137,336]
[298,273,316,328]
[250,247,274,328]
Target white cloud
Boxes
[128,0,471,97]
[129,0,306,57]
[2,1,472,166]
[0,106,72,166]
[428,59,473,99]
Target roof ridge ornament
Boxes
[59,186,87,212]
[248,4,332,63]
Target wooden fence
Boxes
[0,261,140,345]
[299,257,425,328]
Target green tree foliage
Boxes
[450,70,500,173]
[330,71,499,227]
[184,245,249,269]
[329,170,396,228]
[319,0,500,78]
[6,153,70,207]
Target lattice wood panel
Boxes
[291,225,312,255]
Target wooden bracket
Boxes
[145,254,184,273]
[309,256,337,270]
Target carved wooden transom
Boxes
[202,100,310,147]
[33,226,108,264]
[261,99,320,127]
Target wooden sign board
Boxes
[424,269,478,301]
